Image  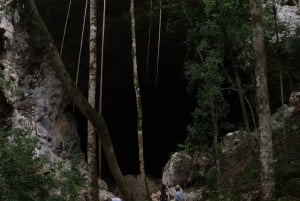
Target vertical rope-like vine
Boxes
[75,0,88,87]
[59,0,72,56]
[155,0,162,87]
[146,0,153,85]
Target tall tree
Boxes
[87,0,100,200]
[25,0,133,200]
[250,0,275,200]
[130,0,150,200]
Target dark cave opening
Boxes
[73,34,194,179]
[75,78,193,180]
[97,28,194,179]
[99,82,193,179]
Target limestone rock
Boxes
[162,151,193,187]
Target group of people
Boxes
[151,184,184,201]
[111,183,184,201]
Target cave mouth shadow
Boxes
[98,84,193,180]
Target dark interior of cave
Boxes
[74,30,194,179]
[40,0,197,179]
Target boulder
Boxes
[162,151,193,187]
[289,91,300,116]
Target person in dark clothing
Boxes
[151,184,171,201]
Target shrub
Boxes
[0,128,84,201]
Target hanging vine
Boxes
[146,0,153,85]
[155,0,162,87]
[59,0,72,56]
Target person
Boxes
[174,184,184,201]
[111,192,122,201]
[151,184,171,201]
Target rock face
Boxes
[0,1,80,166]
[0,2,94,199]
[276,3,300,36]
[289,91,300,116]
[271,91,300,131]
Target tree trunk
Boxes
[25,1,133,200]
[130,0,151,200]
[88,0,100,200]
[209,96,223,196]
[250,0,275,200]
[233,68,250,132]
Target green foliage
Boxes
[274,118,300,198]
[0,128,49,201]
[50,161,86,201]
[196,116,300,200]
[165,0,255,153]
[166,0,300,154]
[166,0,300,199]
[200,132,260,200]
[184,50,230,151]
[0,128,85,201]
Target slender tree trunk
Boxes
[250,0,275,200]
[25,1,134,200]
[88,0,100,200]
[209,96,223,196]
[233,68,250,132]
[130,0,151,200]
